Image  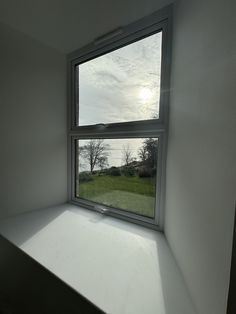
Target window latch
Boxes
[94,205,109,214]
[95,123,107,130]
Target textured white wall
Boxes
[165,1,236,314]
[0,23,67,219]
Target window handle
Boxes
[95,123,107,130]
[94,205,109,214]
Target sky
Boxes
[77,31,162,170]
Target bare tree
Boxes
[97,155,109,171]
[139,138,158,168]
[122,144,133,166]
[80,140,109,174]
[138,146,147,163]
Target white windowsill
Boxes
[0,204,195,314]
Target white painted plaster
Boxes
[0,23,67,219]
[165,1,236,314]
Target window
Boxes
[68,6,172,229]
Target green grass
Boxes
[77,175,156,218]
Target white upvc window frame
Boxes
[67,5,172,231]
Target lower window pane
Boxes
[75,138,158,218]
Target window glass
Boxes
[76,138,158,218]
[77,32,162,126]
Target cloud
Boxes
[95,71,122,84]
[78,31,162,125]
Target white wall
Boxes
[0,22,67,219]
[165,1,236,314]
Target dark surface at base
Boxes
[227,207,236,314]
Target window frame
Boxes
[67,5,172,231]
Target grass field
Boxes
[77,175,156,217]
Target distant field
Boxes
[77,175,156,218]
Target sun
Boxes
[139,87,152,103]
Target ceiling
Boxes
[0,0,172,54]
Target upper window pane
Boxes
[77,31,162,126]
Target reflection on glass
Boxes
[76,138,158,218]
[77,32,162,126]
